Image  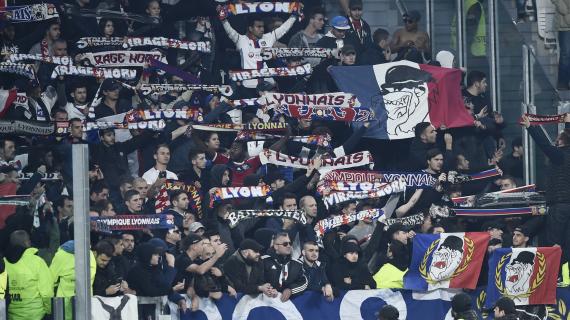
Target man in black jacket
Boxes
[224,239,273,296]
[345,0,372,55]
[300,241,333,301]
[262,232,308,302]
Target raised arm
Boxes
[272,15,297,40]
[521,114,564,165]
[221,19,241,44]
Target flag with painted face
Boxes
[329,61,474,140]
[486,247,561,306]
[404,232,490,291]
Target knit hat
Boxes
[341,241,360,255]
[451,293,473,314]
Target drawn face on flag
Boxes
[375,65,434,138]
[505,251,535,296]
[428,235,464,281]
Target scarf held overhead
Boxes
[222,2,302,17]
[1,3,59,23]
[8,54,73,65]
[263,92,360,109]
[314,208,385,238]
[229,63,311,81]
[155,180,202,216]
[51,65,137,80]
[236,131,331,147]
[192,122,287,132]
[275,104,374,122]
[322,179,407,208]
[259,149,374,174]
[140,83,233,97]
[261,47,339,60]
[210,185,272,207]
[521,113,565,125]
[76,37,211,52]
[91,214,174,232]
[0,62,36,79]
[227,209,307,228]
[81,51,167,67]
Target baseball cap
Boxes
[148,238,168,253]
[189,222,205,233]
[386,223,408,238]
[101,79,121,92]
[341,44,356,55]
[240,239,264,252]
[186,233,202,246]
[451,293,473,314]
[491,297,516,315]
[513,226,530,237]
[376,305,399,320]
[404,10,421,22]
[331,16,350,30]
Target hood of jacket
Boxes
[136,242,159,269]
[61,240,75,254]
[4,246,37,264]
[209,164,230,187]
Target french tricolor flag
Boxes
[330,61,474,140]
[486,247,561,306]
[404,232,490,291]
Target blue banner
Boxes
[176,288,570,319]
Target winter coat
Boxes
[262,249,308,297]
[126,243,176,297]
[224,250,265,295]
[328,258,376,290]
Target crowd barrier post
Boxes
[489,0,501,113]
[522,44,536,184]
[52,297,65,320]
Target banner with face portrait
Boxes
[404,232,490,291]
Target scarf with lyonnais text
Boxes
[0,195,32,206]
[9,54,73,65]
[229,63,312,81]
[225,97,263,109]
[210,185,272,207]
[2,3,59,23]
[236,131,331,147]
[263,92,360,109]
[140,83,233,97]
[451,184,537,206]
[261,47,338,60]
[220,2,302,19]
[521,113,565,125]
[51,65,137,80]
[76,37,211,52]
[275,104,374,122]
[0,62,36,79]
[0,120,55,135]
[125,109,203,123]
[314,208,385,238]
[155,180,201,217]
[80,50,167,67]
[91,214,174,232]
[452,205,547,217]
[322,179,407,209]
[259,149,374,175]
[226,209,307,228]
[192,122,287,132]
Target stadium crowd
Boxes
[0,0,567,319]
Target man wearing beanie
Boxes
[451,292,478,320]
[493,297,519,319]
[224,239,273,296]
[328,241,376,290]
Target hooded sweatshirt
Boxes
[4,246,54,320]
[126,243,176,296]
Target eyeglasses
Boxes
[276,242,291,247]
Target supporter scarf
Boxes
[317,181,389,195]
[12,93,28,108]
[1,44,20,55]
[62,4,159,24]
[210,185,271,207]
[55,119,166,134]
[0,120,55,135]
[192,122,287,132]
[91,214,174,233]
[222,2,302,18]
[521,113,565,125]
[76,37,211,52]
[0,62,36,79]
[51,65,137,80]
[226,97,263,108]
[18,172,61,181]
[452,168,502,182]
[275,104,374,122]
[227,209,307,228]
[452,205,547,217]
[384,213,425,228]
[236,131,331,147]
[155,180,202,216]
[0,195,31,206]
[125,109,203,123]
[9,54,73,65]
[140,83,233,97]
[321,170,380,183]
[314,208,385,238]
[259,149,374,174]
[40,39,49,58]
[263,92,360,109]
[322,179,407,208]
[229,63,312,81]
[261,47,338,60]
[1,3,59,23]
[149,58,200,84]
[81,51,167,67]
[451,184,537,206]
[380,172,437,188]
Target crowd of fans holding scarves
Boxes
[0,0,569,319]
